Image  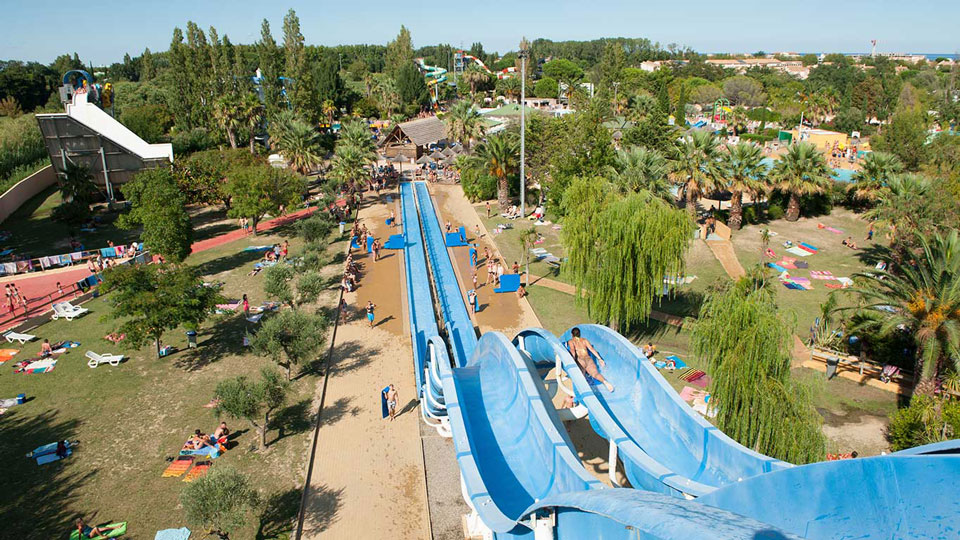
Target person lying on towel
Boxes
[183,429,217,451]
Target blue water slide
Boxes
[413,181,477,366]
[443,331,605,535]
[698,454,960,539]
[549,324,789,497]
[399,182,450,424]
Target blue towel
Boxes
[179,445,220,459]
[767,262,787,273]
[445,232,468,247]
[367,235,375,253]
[243,245,272,252]
[0,249,14,256]
[155,528,191,540]
[665,355,687,368]
[381,386,390,419]
[350,236,361,249]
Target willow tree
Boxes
[561,177,693,330]
[692,275,825,464]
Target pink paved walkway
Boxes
[0,207,318,331]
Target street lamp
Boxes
[518,45,528,219]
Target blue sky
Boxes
[3,0,957,65]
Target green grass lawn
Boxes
[0,223,345,538]
[728,208,878,335]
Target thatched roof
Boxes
[386,117,447,147]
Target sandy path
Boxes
[302,193,430,539]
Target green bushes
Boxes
[766,203,785,220]
[888,395,960,451]
[460,166,497,202]
[0,114,46,182]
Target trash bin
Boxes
[16,393,26,404]
[826,356,839,379]
[186,330,198,349]
[339,221,346,234]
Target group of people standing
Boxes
[4,282,27,313]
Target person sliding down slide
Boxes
[566,327,615,392]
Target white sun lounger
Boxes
[51,302,89,321]
[4,331,36,344]
[85,351,124,368]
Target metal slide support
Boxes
[608,439,620,487]
[99,144,113,201]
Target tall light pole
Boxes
[519,45,528,219]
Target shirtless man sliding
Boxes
[566,327,615,392]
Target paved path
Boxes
[301,193,430,539]
[0,207,318,332]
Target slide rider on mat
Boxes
[566,327,615,392]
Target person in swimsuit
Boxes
[76,518,122,539]
[384,384,398,421]
[566,327,615,392]
[366,301,376,328]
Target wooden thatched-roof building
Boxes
[379,117,447,160]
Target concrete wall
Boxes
[0,165,57,225]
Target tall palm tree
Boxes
[843,230,960,395]
[445,100,484,150]
[462,68,490,102]
[862,174,937,248]
[322,99,338,126]
[671,130,722,218]
[627,94,658,122]
[471,133,519,210]
[338,119,377,158]
[240,93,264,155]
[275,119,322,175]
[770,142,832,221]
[721,141,768,230]
[608,146,672,200]
[849,151,904,202]
[375,77,401,116]
[214,94,243,149]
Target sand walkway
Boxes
[301,192,430,539]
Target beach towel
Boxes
[778,260,797,270]
[836,277,854,287]
[70,522,127,540]
[444,232,468,247]
[794,261,809,269]
[350,236,360,249]
[665,355,687,369]
[689,374,712,389]
[799,242,818,253]
[243,245,272,252]
[786,246,813,257]
[22,359,57,373]
[179,445,220,459]
[162,456,194,477]
[155,528,191,540]
[493,274,521,293]
[0,248,13,257]
[366,235,375,253]
[381,385,390,419]
[469,247,477,267]
[767,262,787,273]
[60,254,73,265]
[676,368,695,380]
[825,283,844,289]
[530,248,548,254]
[0,349,18,361]
[810,271,834,280]
[682,370,706,383]
[678,386,699,402]
[182,461,211,482]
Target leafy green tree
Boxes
[470,132,519,210]
[396,62,429,110]
[119,168,193,262]
[250,309,328,380]
[296,215,334,244]
[225,165,304,233]
[693,274,826,464]
[533,76,559,99]
[257,19,284,115]
[99,264,222,357]
[671,130,722,218]
[181,467,259,539]
[888,395,960,451]
[541,59,583,87]
[843,230,960,395]
[215,368,291,449]
[444,100,484,150]
[607,146,671,199]
[721,142,768,230]
[315,53,345,109]
[862,174,957,251]
[51,162,99,225]
[848,151,904,202]
[562,181,692,330]
[595,42,625,93]
[384,25,413,78]
[283,9,318,116]
[833,106,865,134]
[871,109,929,171]
[121,104,172,143]
[770,141,832,221]
[722,76,767,107]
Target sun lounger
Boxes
[86,351,124,368]
[4,331,35,344]
[51,302,89,321]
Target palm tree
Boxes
[214,94,243,149]
[862,174,936,248]
[608,146,672,199]
[671,130,722,218]
[471,133,519,210]
[274,119,322,175]
[330,144,368,193]
[240,93,264,155]
[322,99,337,126]
[843,230,960,395]
[445,100,484,150]
[849,151,904,202]
[462,67,490,102]
[627,94,658,122]
[770,142,832,221]
[374,77,401,116]
[338,119,377,158]
[721,142,768,230]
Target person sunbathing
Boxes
[213,422,229,441]
[40,339,54,358]
[76,518,122,539]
